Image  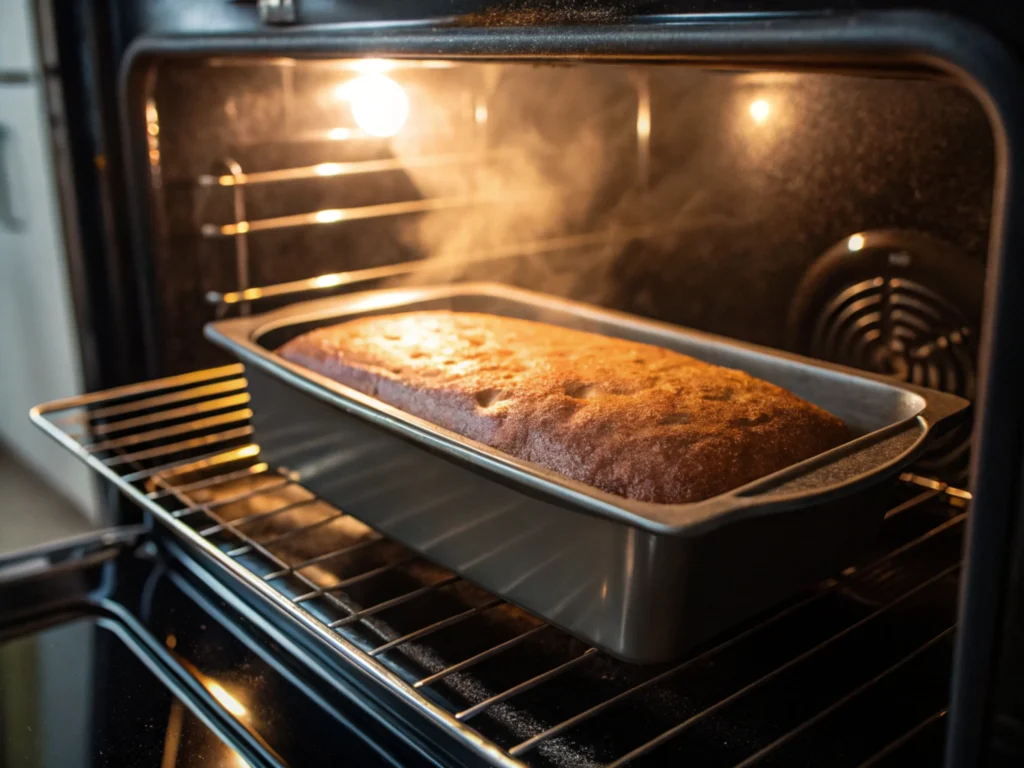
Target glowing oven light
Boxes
[848,234,866,252]
[749,99,771,124]
[336,74,409,138]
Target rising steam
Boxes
[385,63,737,308]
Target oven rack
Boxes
[32,365,969,767]
[169,65,653,312]
[201,194,484,239]
[204,226,668,312]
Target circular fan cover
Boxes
[791,231,983,484]
[811,276,975,399]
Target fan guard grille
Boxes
[809,276,974,480]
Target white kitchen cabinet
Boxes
[0,32,98,519]
[0,0,36,72]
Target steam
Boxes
[386,64,627,300]
[386,63,738,308]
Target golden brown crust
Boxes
[278,312,850,504]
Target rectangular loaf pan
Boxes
[206,283,969,662]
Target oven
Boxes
[3,1,1024,766]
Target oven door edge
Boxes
[0,527,285,768]
[0,527,454,768]
[0,525,146,632]
[157,530,512,768]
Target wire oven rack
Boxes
[164,64,654,316]
[32,364,970,767]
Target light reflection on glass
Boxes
[848,234,866,252]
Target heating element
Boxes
[32,364,969,766]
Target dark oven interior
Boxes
[148,59,991,404]
[51,53,998,765]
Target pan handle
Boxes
[915,385,974,434]
[733,385,970,508]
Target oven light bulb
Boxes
[337,74,409,138]
[749,99,771,124]
[848,234,866,252]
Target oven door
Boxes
[0,528,459,768]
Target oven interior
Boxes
[147,59,990,392]
[49,55,998,765]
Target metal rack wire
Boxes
[170,58,658,318]
[193,148,495,314]
[203,226,668,310]
[33,365,967,767]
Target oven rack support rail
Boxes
[167,63,653,315]
[31,365,969,767]
[203,226,669,312]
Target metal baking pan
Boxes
[206,283,969,663]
